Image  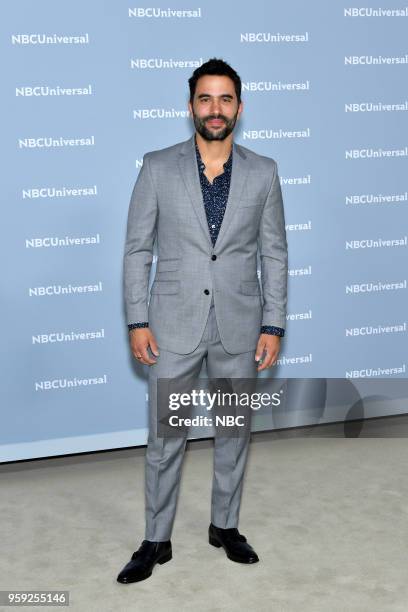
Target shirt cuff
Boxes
[128,322,149,331]
[260,325,285,337]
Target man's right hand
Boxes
[129,328,160,365]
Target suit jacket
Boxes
[123,133,288,354]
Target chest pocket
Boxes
[238,197,265,209]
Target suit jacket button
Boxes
[204,289,210,295]
[211,254,217,261]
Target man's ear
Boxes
[188,100,193,116]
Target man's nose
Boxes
[210,99,221,114]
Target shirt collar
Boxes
[194,134,233,174]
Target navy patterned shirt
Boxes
[196,137,232,247]
[128,137,285,337]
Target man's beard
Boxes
[191,109,239,141]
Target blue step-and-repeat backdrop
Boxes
[1,1,407,462]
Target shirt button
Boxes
[211,224,215,228]
[211,255,217,261]
[204,289,210,295]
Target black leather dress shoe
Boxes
[117,539,172,583]
[208,523,259,564]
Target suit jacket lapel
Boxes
[214,140,249,252]
[178,133,250,252]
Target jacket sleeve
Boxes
[258,160,288,330]
[123,153,158,325]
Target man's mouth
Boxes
[207,118,225,127]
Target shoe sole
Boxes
[209,535,259,564]
[117,551,172,584]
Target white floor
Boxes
[1,430,408,612]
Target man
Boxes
[117,58,288,583]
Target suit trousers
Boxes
[145,293,259,541]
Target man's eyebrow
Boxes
[197,93,234,99]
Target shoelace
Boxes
[217,527,247,542]
[131,541,164,563]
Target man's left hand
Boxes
[255,334,281,371]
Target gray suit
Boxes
[124,133,288,355]
[123,133,288,541]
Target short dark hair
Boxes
[188,57,242,104]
